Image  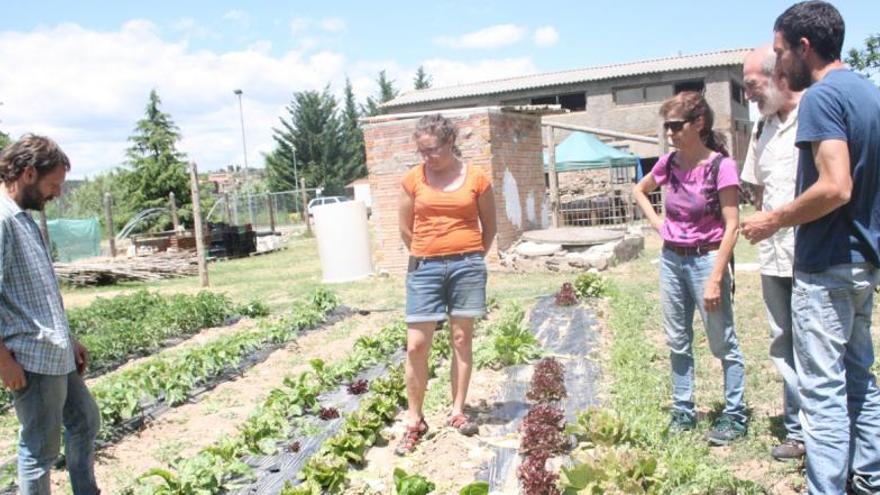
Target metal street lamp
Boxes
[233,89,255,225]
[233,89,249,178]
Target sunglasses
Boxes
[417,143,448,156]
[663,120,690,132]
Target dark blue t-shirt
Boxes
[794,69,880,272]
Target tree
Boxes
[0,130,9,151]
[341,78,366,180]
[846,34,880,84]
[121,89,191,230]
[363,70,399,116]
[266,87,357,196]
[414,65,432,90]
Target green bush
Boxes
[573,272,608,299]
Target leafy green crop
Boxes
[573,272,608,299]
[394,467,436,495]
[475,302,540,369]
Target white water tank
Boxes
[312,200,373,283]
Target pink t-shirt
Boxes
[651,152,739,247]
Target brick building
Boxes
[363,107,545,273]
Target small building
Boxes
[345,178,372,210]
[383,48,752,165]
[363,107,546,274]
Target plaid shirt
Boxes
[0,194,75,375]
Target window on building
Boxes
[530,95,557,106]
[613,87,645,105]
[645,84,673,102]
[730,80,746,105]
[529,92,587,111]
[558,92,586,111]
[674,80,705,94]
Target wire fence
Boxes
[558,189,663,227]
[206,190,316,229]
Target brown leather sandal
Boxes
[448,413,479,436]
[394,418,428,456]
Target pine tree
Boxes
[341,78,366,180]
[121,89,191,229]
[414,65,432,90]
[363,70,399,116]
[266,87,355,195]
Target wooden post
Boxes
[103,193,116,257]
[38,210,51,254]
[544,125,561,228]
[300,178,311,235]
[189,161,209,287]
[657,121,669,156]
[266,193,276,233]
[223,193,232,225]
[168,192,180,231]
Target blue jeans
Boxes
[792,263,880,494]
[659,248,746,422]
[405,253,487,323]
[12,371,101,495]
[761,275,802,442]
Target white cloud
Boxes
[319,17,346,33]
[435,24,526,50]
[533,26,559,47]
[0,21,348,178]
[0,21,540,180]
[170,17,215,40]
[222,9,248,23]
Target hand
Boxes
[0,354,26,391]
[73,340,89,375]
[741,211,781,244]
[703,279,722,313]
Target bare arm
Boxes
[632,173,663,232]
[742,140,851,242]
[703,187,739,312]
[398,188,415,250]
[477,185,497,253]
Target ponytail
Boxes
[703,130,729,157]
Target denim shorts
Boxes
[405,252,487,323]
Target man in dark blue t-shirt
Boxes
[741,2,880,493]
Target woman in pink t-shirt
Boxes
[633,92,747,445]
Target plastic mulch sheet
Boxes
[475,296,601,493]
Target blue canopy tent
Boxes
[543,131,643,181]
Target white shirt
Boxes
[741,107,799,277]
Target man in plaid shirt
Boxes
[0,135,100,495]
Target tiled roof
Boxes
[384,48,751,108]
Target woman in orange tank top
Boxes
[395,114,497,455]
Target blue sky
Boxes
[0,0,876,178]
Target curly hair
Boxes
[659,91,729,156]
[413,114,458,145]
[0,134,71,183]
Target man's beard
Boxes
[786,55,813,92]
[19,184,47,211]
[759,82,786,117]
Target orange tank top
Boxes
[401,164,492,257]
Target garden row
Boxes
[0,288,341,493]
[124,319,409,494]
[0,290,268,411]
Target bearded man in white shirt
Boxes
[741,44,804,461]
